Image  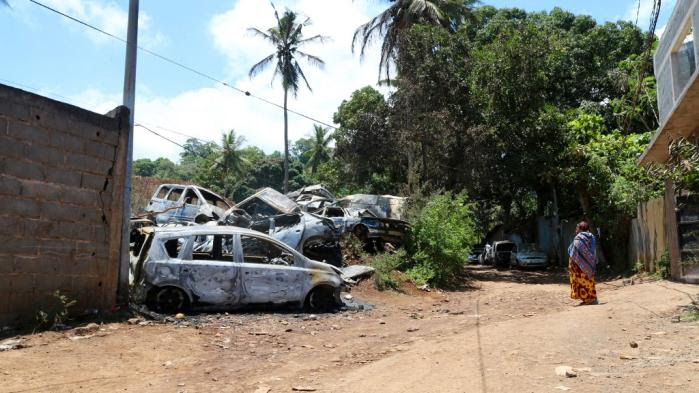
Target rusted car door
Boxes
[237,235,305,304]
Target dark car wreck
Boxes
[130,226,346,312]
[144,184,232,224]
[220,187,343,266]
[312,206,409,246]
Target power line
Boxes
[134,123,187,150]
[27,0,338,130]
[0,76,220,147]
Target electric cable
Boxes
[27,0,338,130]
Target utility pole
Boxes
[118,0,139,304]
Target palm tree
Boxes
[306,124,333,174]
[248,4,329,193]
[353,0,477,81]
[210,130,247,187]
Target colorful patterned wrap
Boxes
[567,231,597,278]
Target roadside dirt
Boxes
[0,266,697,393]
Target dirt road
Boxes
[1,267,697,393]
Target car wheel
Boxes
[150,286,189,313]
[305,286,336,312]
[352,225,368,242]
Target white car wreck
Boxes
[130,226,346,312]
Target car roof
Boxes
[156,184,227,200]
[151,225,266,237]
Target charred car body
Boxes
[487,241,517,270]
[221,188,342,266]
[313,206,408,245]
[130,226,345,312]
[288,186,410,246]
[145,184,232,224]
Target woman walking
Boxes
[568,220,598,305]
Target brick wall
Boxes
[0,84,129,327]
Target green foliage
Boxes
[371,250,407,291]
[35,290,77,330]
[404,193,480,287]
[654,251,670,279]
[647,138,699,193]
[340,233,366,261]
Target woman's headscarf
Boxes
[568,231,597,278]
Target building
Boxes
[638,0,699,283]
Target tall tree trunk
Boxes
[283,88,289,193]
[576,186,607,265]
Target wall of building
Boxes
[0,83,128,327]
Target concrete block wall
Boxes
[0,83,129,327]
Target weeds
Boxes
[340,233,367,262]
[654,251,670,279]
[35,290,76,330]
[371,250,406,290]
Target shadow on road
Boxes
[464,265,569,285]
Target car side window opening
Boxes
[191,234,235,261]
[325,208,344,217]
[243,198,279,218]
[183,189,200,206]
[167,187,184,202]
[241,236,292,266]
[156,186,171,199]
[163,237,187,258]
[200,189,229,210]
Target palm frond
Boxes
[294,62,312,93]
[248,54,275,78]
[298,34,331,45]
[297,51,325,69]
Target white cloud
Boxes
[71,0,389,163]
[38,0,165,48]
[624,0,675,29]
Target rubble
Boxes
[0,338,27,351]
[554,366,577,378]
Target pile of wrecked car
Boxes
[129,184,408,313]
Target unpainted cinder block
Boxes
[0,158,46,182]
[20,180,62,202]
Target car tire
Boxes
[149,286,189,313]
[305,286,336,312]
[352,225,368,242]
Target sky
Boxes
[0,0,679,162]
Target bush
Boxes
[404,192,480,287]
[655,251,670,279]
[371,250,407,290]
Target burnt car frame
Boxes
[146,184,231,224]
[313,206,409,246]
[130,226,345,312]
[221,188,342,266]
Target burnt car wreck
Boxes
[128,183,410,313]
[220,188,342,266]
[130,226,346,312]
[288,185,410,248]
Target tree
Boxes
[353,0,476,80]
[210,130,248,197]
[248,4,328,193]
[305,124,333,174]
[132,158,156,177]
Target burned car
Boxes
[130,226,345,312]
[145,184,231,224]
[486,241,517,270]
[514,244,548,269]
[288,184,337,212]
[313,206,409,246]
[221,187,342,266]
